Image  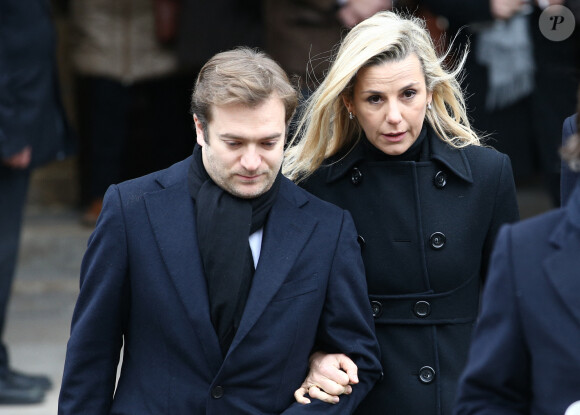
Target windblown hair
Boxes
[560,87,580,172]
[283,11,480,182]
[191,47,298,141]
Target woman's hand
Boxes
[294,352,359,404]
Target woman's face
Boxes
[343,53,432,156]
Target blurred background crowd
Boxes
[28,0,580,220]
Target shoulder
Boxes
[281,176,346,218]
[113,157,190,203]
[500,208,564,253]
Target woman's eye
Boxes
[403,89,417,99]
[367,95,382,104]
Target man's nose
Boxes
[240,147,261,171]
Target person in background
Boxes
[453,90,580,415]
[70,0,193,226]
[263,0,392,96]
[284,11,519,414]
[0,0,74,404]
[561,113,580,205]
[58,47,381,414]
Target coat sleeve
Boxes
[58,185,130,415]
[453,225,531,415]
[481,153,519,281]
[281,210,382,414]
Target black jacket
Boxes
[0,0,73,168]
[301,126,519,415]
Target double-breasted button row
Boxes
[211,386,224,399]
[418,366,435,384]
[351,167,363,185]
[370,300,431,319]
[433,170,447,189]
[429,232,446,249]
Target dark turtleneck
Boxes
[362,123,428,162]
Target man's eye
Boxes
[226,141,241,147]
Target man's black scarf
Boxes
[187,144,281,356]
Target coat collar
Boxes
[143,157,315,365]
[544,182,580,325]
[322,124,474,184]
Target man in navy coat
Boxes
[58,47,381,414]
[454,116,580,414]
[0,0,73,404]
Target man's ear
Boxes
[193,114,205,146]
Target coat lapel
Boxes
[227,179,317,354]
[144,162,222,371]
[543,184,580,325]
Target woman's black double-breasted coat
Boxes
[301,126,519,415]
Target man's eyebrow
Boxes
[219,133,283,140]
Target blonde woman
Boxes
[285,11,520,415]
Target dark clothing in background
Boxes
[0,0,73,370]
[561,114,580,206]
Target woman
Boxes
[283,11,520,415]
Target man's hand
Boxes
[337,0,392,28]
[294,352,359,405]
[2,146,31,169]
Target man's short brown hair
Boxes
[191,47,298,141]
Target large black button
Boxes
[429,232,446,250]
[357,235,366,247]
[413,300,431,318]
[212,386,224,399]
[371,301,383,318]
[351,167,363,185]
[418,366,435,384]
[433,171,447,189]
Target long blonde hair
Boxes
[283,11,480,182]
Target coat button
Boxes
[371,300,383,318]
[357,235,366,247]
[429,232,446,250]
[211,386,224,399]
[351,167,363,185]
[418,366,435,384]
[433,171,447,188]
[413,300,431,318]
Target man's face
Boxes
[194,95,286,199]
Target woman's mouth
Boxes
[383,131,406,142]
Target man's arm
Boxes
[282,210,382,414]
[58,185,130,415]
[454,225,530,415]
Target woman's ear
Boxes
[341,94,353,115]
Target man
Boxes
[0,0,73,404]
[453,109,580,414]
[58,48,381,414]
